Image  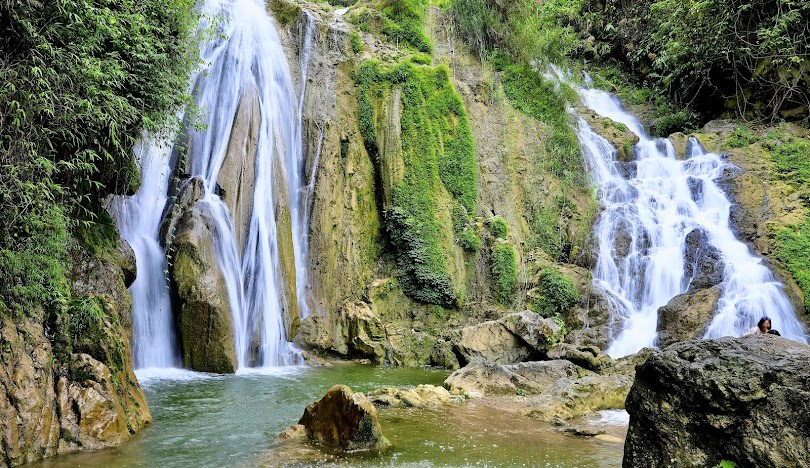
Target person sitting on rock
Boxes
[745,316,771,336]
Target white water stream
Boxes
[112,0,315,370]
[576,85,808,356]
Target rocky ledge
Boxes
[624,336,810,468]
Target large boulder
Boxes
[444,360,581,396]
[298,384,390,451]
[452,311,561,365]
[169,182,237,373]
[655,287,721,348]
[366,385,460,408]
[624,336,810,468]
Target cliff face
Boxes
[0,235,151,467]
[270,2,601,364]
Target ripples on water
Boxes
[31,364,624,468]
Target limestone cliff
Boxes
[271,2,599,365]
[0,231,151,467]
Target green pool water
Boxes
[31,363,625,467]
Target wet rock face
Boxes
[683,228,724,292]
[169,181,237,373]
[624,337,810,468]
[655,287,721,348]
[298,384,391,452]
[1,239,152,467]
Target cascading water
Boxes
[112,0,314,370]
[292,12,316,320]
[575,84,808,357]
[108,138,181,370]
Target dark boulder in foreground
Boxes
[298,384,390,452]
[624,336,810,468]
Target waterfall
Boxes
[108,137,181,369]
[575,85,808,357]
[112,0,312,370]
[292,13,316,320]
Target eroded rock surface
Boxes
[169,179,237,373]
[444,360,581,396]
[452,311,562,365]
[298,384,390,452]
[624,337,810,468]
[655,287,720,348]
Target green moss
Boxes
[727,125,759,148]
[268,0,302,26]
[349,0,432,53]
[356,60,477,306]
[458,229,482,251]
[769,135,810,309]
[491,242,517,305]
[498,61,582,181]
[770,137,810,185]
[350,31,363,54]
[531,266,579,318]
[489,216,508,239]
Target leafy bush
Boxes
[489,216,508,239]
[350,31,364,54]
[491,243,517,304]
[356,60,477,306]
[0,0,199,316]
[452,0,585,64]
[582,0,810,120]
[458,229,482,251]
[531,267,579,318]
[653,110,698,137]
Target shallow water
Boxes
[33,364,624,468]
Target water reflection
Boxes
[32,364,624,468]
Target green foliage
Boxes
[769,134,810,309]
[0,0,199,316]
[382,0,432,53]
[491,242,517,304]
[770,138,810,184]
[453,204,481,251]
[350,31,364,54]
[531,267,579,318]
[714,460,737,468]
[727,125,759,148]
[498,62,582,181]
[356,60,477,306]
[583,0,810,120]
[0,204,70,316]
[489,216,508,239]
[350,0,432,53]
[452,0,584,64]
[653,110,698,137]
[459,229,482,251]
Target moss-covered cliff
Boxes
[270,0,598,365]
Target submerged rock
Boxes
[298,384,391,452]
[624,336,810,468]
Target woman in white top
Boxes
[745,316,771,336]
